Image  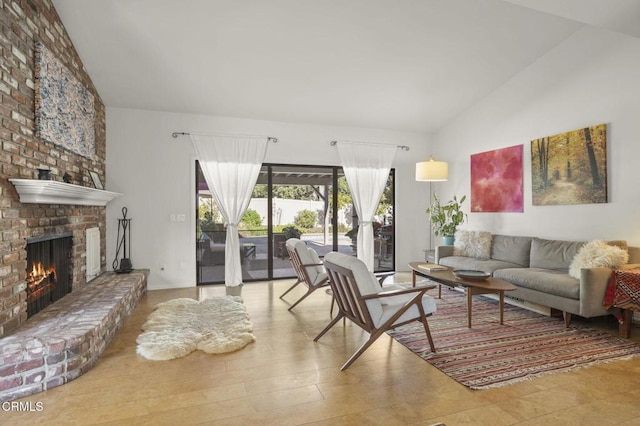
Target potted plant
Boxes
[426,194,467,245]
[283,225,302,239]
[345,226,358,254]
[345,222,382,240]
[272,225,302,259]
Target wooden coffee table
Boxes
[409,262,516,328]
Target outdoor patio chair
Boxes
[280,238,331,311]
[315,252,437,370]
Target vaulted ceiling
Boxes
[52,0,640,133]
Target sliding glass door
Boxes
[195,162,394,285]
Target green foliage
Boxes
[272,224,286,234]
[197,199,222,237]
[198,200,221,226]
[334,175,393,219]
[294,209,318,229]
[376,177,393,216]
[240,209,263,229]
[336,223,350,233]
[334,177,352,211]
[252,183,320,201]
[252,184,268,198]
[426,194,467,237]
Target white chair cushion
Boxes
[294,240,319,281]
[286,238,301,250]
[325,252,384,321]
[307,247,326,282]
[375,295,436,328]
[312,271,328,286]
[324,253,381,295]
[325,253,437,329]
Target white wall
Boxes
[105,110,431,289]
[431,26,640,246]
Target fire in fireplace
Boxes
[25,233,73,317]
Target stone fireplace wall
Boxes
[0,0,107,337]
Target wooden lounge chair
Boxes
[315,252,437,370]
[280,238,330,311]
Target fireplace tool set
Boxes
[113,207,133,273]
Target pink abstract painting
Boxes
[471,145,523,212]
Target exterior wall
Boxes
[0,0,107,336]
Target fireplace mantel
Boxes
[9,179,122,206]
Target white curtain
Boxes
[191,135,268,286]
[336,141,397,271]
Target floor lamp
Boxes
[415,158,449,255]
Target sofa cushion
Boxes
[438,256,523,274]
[491,235,532,267]
[607,240,629,251]
[530,238,585,271]
[568,240,629,279]
[494,268,580,300]
[453,230,492,259]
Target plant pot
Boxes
[442,236,455,246]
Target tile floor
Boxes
[6,274,640,425]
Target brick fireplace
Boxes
[0,0,108,337]
[0,2,149,401]
[25,232,73,317]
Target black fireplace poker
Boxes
[113,207,133,273]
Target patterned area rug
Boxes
[136,296,255,360]
[388,289,640,389]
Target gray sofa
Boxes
[436,235,640,324]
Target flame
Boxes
[26,262,56,301]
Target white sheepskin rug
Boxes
[136,296,255,361]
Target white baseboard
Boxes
[147,282,195,290]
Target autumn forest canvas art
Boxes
[531,124,607,206]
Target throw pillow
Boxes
[453,230,492,259]
[569,240,629,279]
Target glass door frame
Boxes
[195,162,395,284]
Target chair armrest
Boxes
[301,263,325,276]
[435,245,454,263]
[361,284,436,300]
[374,271,394,284]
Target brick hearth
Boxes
[0,270,147,402]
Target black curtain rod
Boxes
[329,140,409,151]
[172,131,278,143]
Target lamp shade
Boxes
[415,159,448,181]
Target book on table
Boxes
[417,263,447,272]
